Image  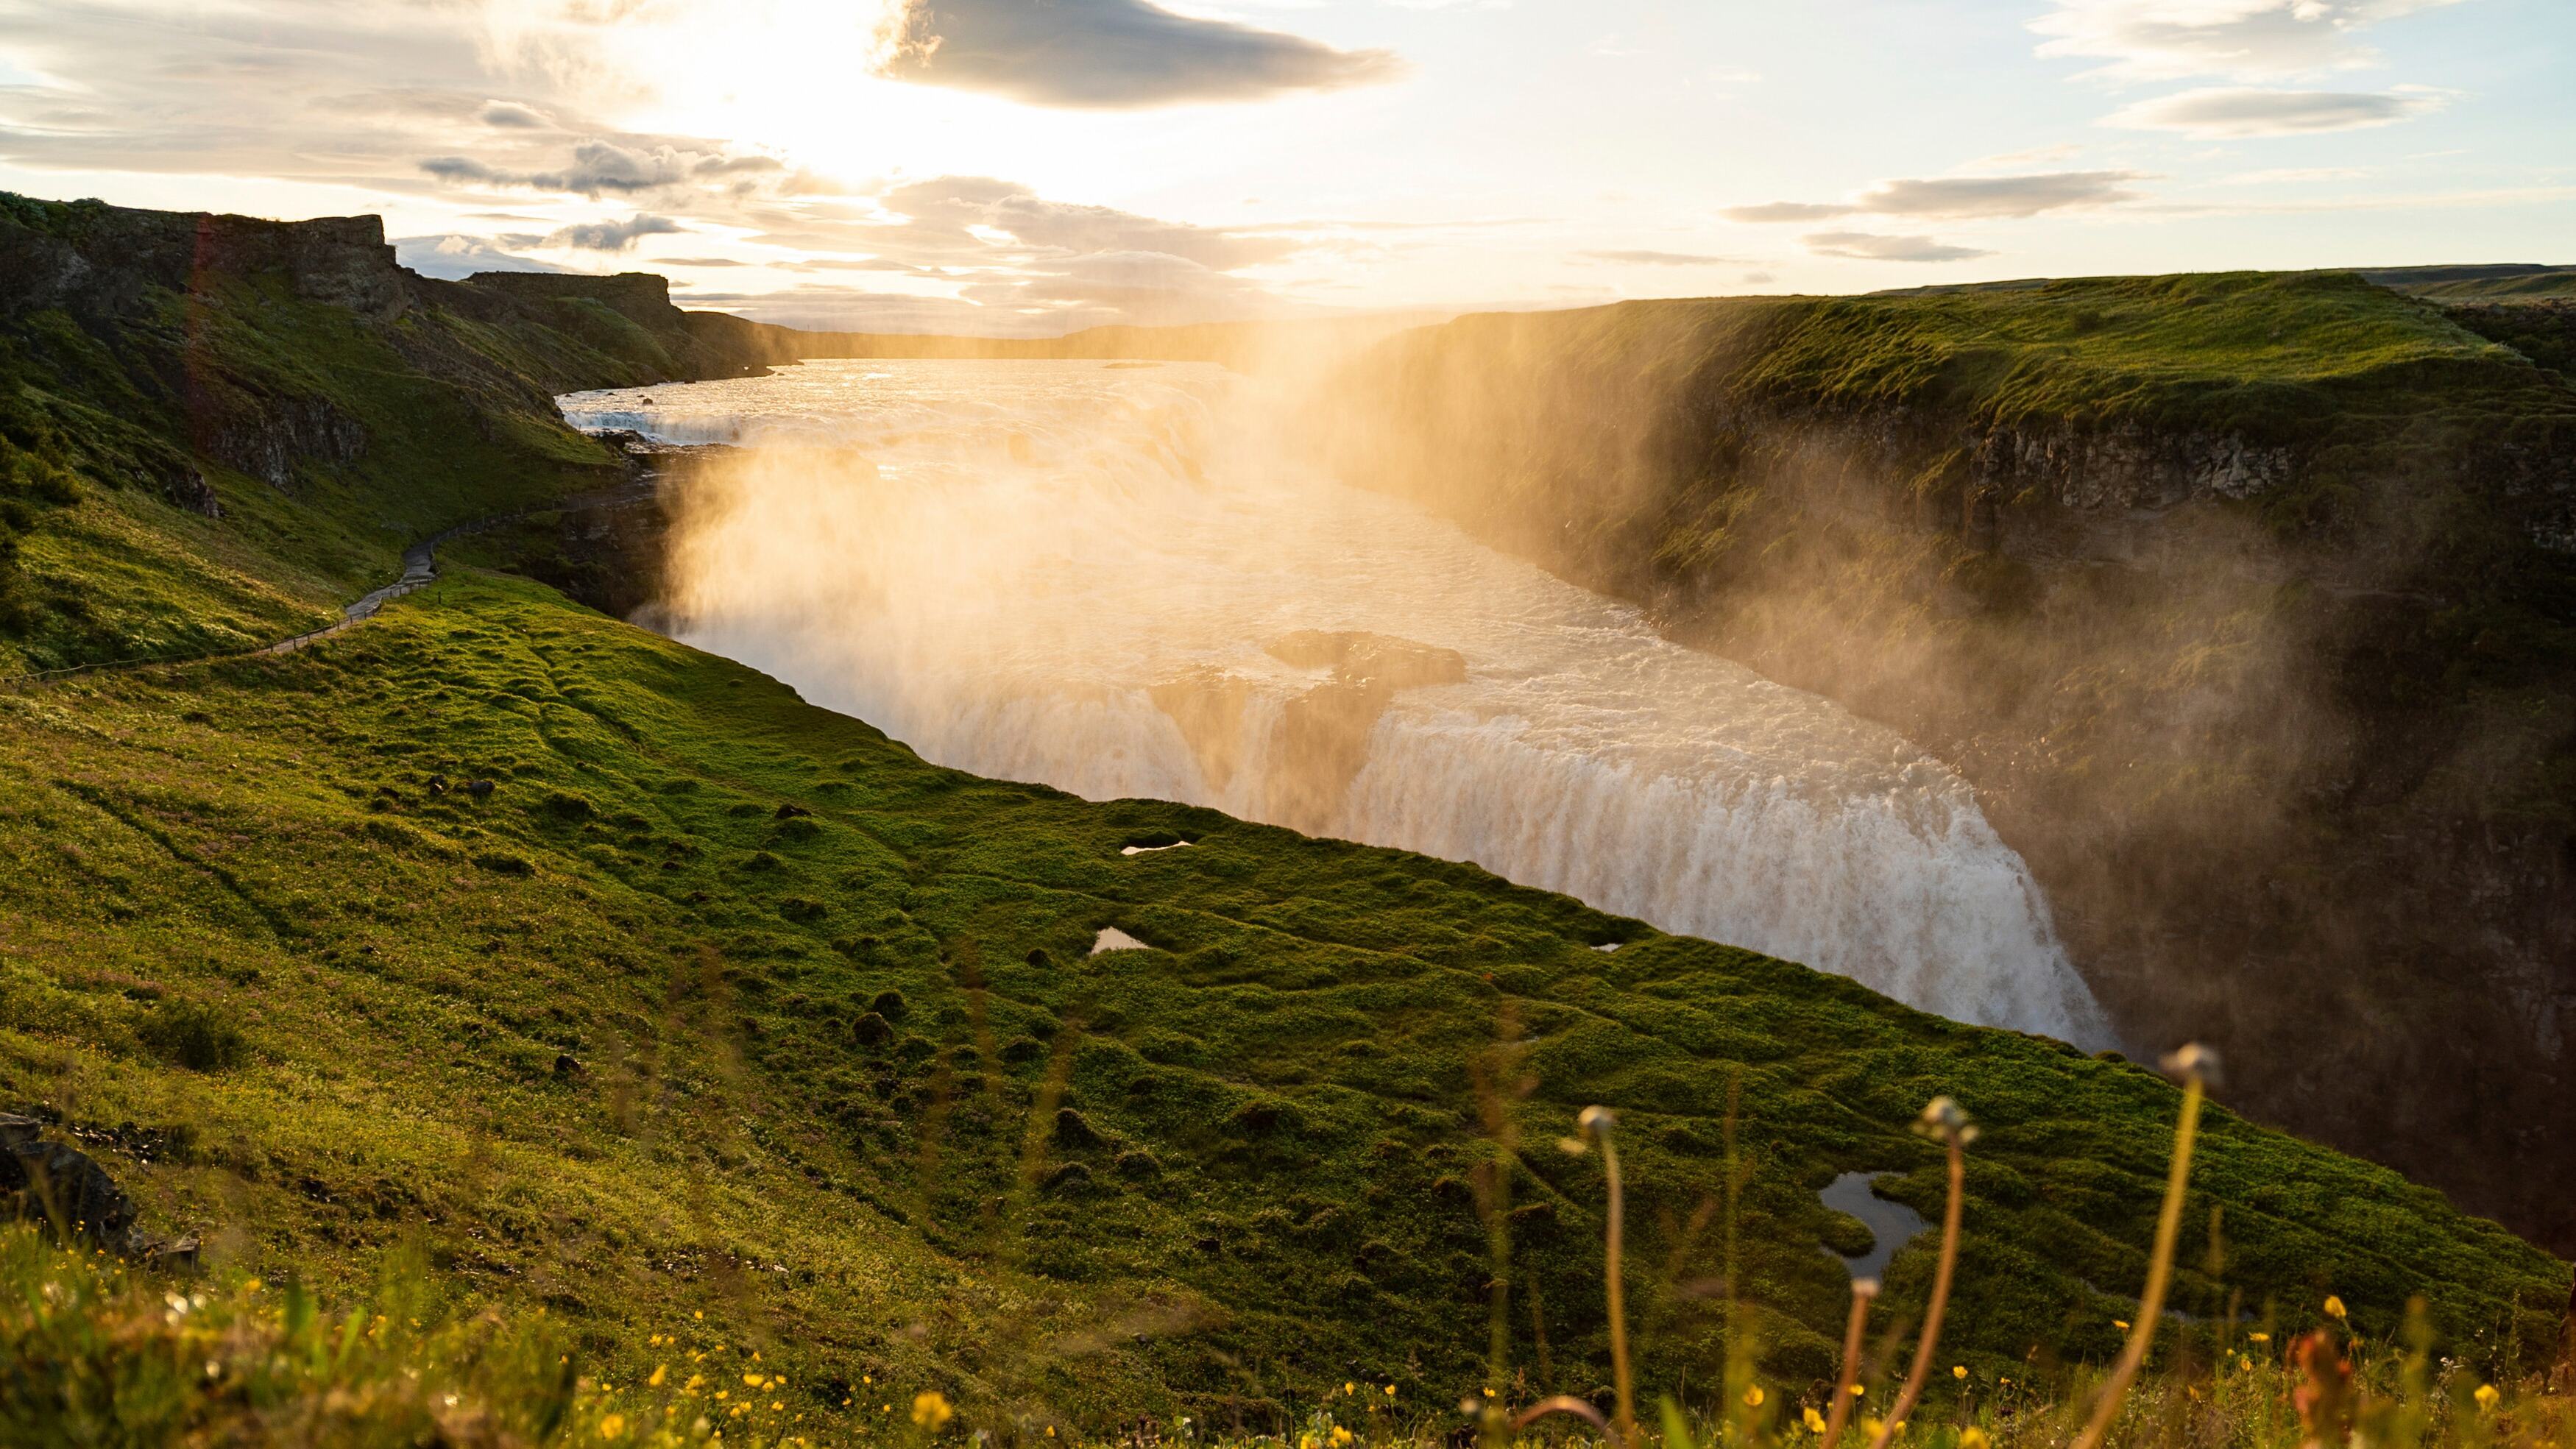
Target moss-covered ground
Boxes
[1,570,2563,1432]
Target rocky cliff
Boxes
[1324,274,2576,1254]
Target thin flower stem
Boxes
[2073,1060,2211,1449]
[1868,1133,1965,1449]
[1581,1105,1634,1443]
[1819,1278,1879,1449]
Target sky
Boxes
[0,0,2568,336]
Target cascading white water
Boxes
[562,359,2112,1046]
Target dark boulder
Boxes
[1,1113,144,1254]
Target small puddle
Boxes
[1819,1171,1928,1282]
[1091,927,1151,954]
[1121,841,1193,856]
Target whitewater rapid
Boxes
[561,359,2112,1045]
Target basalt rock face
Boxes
[0,199,409,324]
[1328,281,2576,1255]
[191,389,369,492]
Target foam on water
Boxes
[561,360,2112,1045]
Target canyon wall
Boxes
[1321,276,2576,1253]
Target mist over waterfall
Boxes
[562,359,2112,1046]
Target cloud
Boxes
[2029,0,2466,84]
[876,0,1406,107]
[1855,170,2145,219]
[1581,249,1749,266]
[1725,170,2144,225]
[547,213,686,251]
[2103,85,2449,135]
[393,233,578,280]
[1801,231,1993,263]
[2220,166,2371,185]
[874,175,1301,271]
[479,100,550,128]
[421,141,785,198]
[657,256,749,267]
[1721,202,1855,223]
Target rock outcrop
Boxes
[1,1113,145,1255]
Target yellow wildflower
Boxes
[2474,1384,2500,1413]
[1861,1418,1885,1439]
[1383,1386,1395,1397]
[599,1414,628,1440]
[1960,1430,1990,1449]
[650,1366,668,1388]
[1849,1385,1866,1397]
[2324,1296,2346,1319]
[1803,1406,1829,1434]
[1046,1429,1057,1439]
[1744,1386,1765,1408]
[1952,1366,1967,1381]
[2113,1320,2130,1331]
[1331,1428,1354,1447]
[2248,1333,2270,1344]
[912,1392,954,1431]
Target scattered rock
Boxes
[773,802,813,820]
[552,1052,584,1079]
[466,779,495,801]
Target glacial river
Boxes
[561,358,2110,1044]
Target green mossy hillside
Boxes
[1,573,2561,1433]
[0,192,765,676]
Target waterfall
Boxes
[562,359,2112,1046]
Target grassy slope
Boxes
[1,573,2563,1430]
[0,273,625,674]
[1390,272,2571,472]
[0,208,2563,1431]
